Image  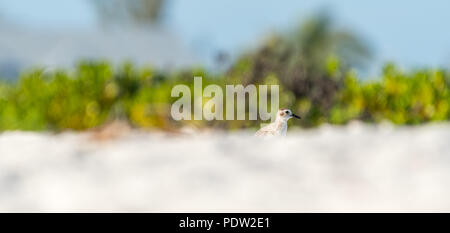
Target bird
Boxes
[255,108,301,137]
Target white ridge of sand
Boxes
[1,123,450,212]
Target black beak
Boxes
[292,113,301,119]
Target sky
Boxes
[1,0,450,75]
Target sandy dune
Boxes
[1,122,450,212]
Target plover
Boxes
[255,109,301,137]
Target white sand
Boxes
[1,122,450,212]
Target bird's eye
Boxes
[285,111,289,114]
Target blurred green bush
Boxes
[0,60,450,132]
[227,12,372,127]
[331,64,450,125]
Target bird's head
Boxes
[277,108,301,121]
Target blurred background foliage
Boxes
[1,60,450,132]
[228,11,372,126]
[0,12,449,132]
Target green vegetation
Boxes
[227,12,372,127]
[0,60,449,132]
[331,64,450,125]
